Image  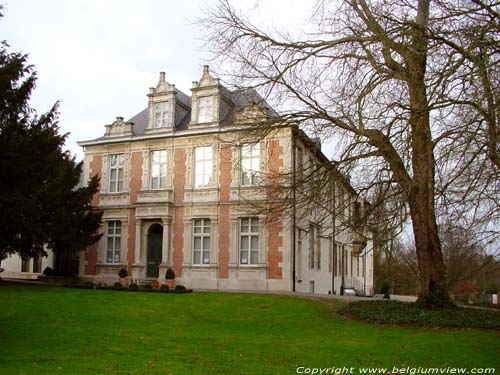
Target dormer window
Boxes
[154,102,168,128]
[197,96,213,123]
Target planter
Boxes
[119,276,130,287]
[166,279,175,288]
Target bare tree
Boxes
[201,0,499,306]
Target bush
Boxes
[381,282,391,299]
[174,285,193,294]
[339,300,500,330]
[84,281,95,289]
[113,282,122,289]
[160,284,169,293]
[129,283,138,290]
[118,267,128,278]
[43,267,55,276]
[166,268,175,280]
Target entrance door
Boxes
[147,224,163,278]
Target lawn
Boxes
[0,284,498,375]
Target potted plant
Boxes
[118,267,129,287]
[381,281,391,300]
[165,268,176,288]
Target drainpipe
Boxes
[292,131,297,292]
[341,245,345,295]
[331,180,336,294]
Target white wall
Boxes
[1,251,54,279]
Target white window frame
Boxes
[192,219,211,265]
[106,221,121,264]
[150,150,167,189]
[239,218,259,265]
[108,154,124,193]
[194,146,213,188]
[197,96,213,123]
[154,101,168,128]
[241,143,260,186]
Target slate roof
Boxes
[125,88,276,136]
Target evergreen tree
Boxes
[0,12,102,269]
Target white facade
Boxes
[1,252,54,279]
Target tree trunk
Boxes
[409,193,451,306]
[406,0,452,307]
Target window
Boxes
[241,143,260,186]
[297,147,304,180]
[336,243,341,276]
[150,150,167,189]
[154,101,168,128]
[109,154,124,193]
[309,223,315,269]
[316,226,321,270]
[193,219,210,265]
[194,146,212,188]
[344,246,348,275]
[362,255,366,277]
[106,221,121,263]
[240,218,259,265]
[21,258,30,273]
[329,239,333,273]
[297,231,303,280]
[309,223,321,270]
[353,201,362,226]
[33,256,42,273]
[197,96,213,123]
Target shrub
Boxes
[174,285,193,294]
[118,267,128,278]
[165,268,176,280]
[84,281,95,289]
[42,266,55,276]
[381,282,391,299]
[113,282,122,289]
[129,283,138,290]
[339,300,500,330]
[160,284,169,293]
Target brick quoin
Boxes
[85,154,102,275]
[267,139,284,279]
[127,152,143,271]
[218,144,232,278]
[172,148,186,277]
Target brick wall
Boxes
[127,152,143,271]
[267,139,283,279]
[218,144,232,278]
[172,148,186,276]
[85,154,102,275]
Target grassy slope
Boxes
[0,285,498,374]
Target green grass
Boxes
[0,284,499,374]
[339,300,500,330]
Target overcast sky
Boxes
[0,0,314,160]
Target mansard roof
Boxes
[123,88,275,136]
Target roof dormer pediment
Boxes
[104,116,134,137]
[192,65,219,90]
[151,71,176,94]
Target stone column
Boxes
[161,218,170,265]
[134,219,142,264]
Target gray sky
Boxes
[0,0,313,160]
